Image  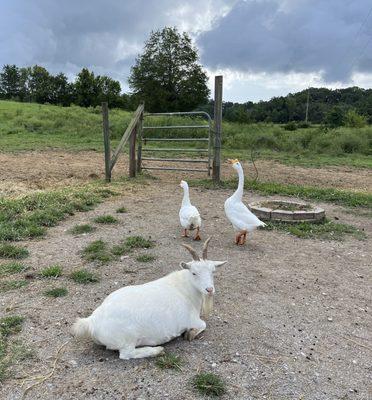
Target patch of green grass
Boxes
[82,240,113,263]
[70,269,99,284]
[93,215,118,224]
[266,219,366,240]
[44,287,68,298]
[155,352,183,371]
[0,315,24,382]
[111,243,130,256]
[0,185,117,242]
[191,178,372,209]
[0,244,29,259]
[192,372,226,397]
[69,224,95,235]
[0,316,24,337]
[136,254,156,263]
[124,236,154,250]
[116,207,127,213]
[0,263,28,277]
[0,280,28,293]
[40,265,62,278]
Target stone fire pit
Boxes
[249,200,325,223]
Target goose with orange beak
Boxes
[224,159,266,245]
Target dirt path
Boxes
[0,150,371,197]
[1,179,371,400]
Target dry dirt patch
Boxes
[0,179,371,400]
[0,150,371,196]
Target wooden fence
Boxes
[102,75,222,183]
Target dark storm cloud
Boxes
[198,0,372,82]
[0,0,225,86]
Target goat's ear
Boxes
[180,261,192,269]
[214,260,227,268]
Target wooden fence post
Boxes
[129,123,137,178]
[102,102,111,182]
[136,105,144,173]
[213,76,223,183]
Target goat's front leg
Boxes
[181,229,188,237]
[193,226,201,241]
[184,319,206,341]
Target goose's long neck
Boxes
[232,166,244,200]
[182,185,191,206]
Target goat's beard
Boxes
[201,294,214,319]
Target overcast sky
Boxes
[1,0,372,102]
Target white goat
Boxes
[72,238,226,359]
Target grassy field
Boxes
[0,100,371,168]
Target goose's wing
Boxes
[225,200,265,230]
[179,205,201,227]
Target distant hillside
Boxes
[200,87,372,124]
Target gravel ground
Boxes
[0,178,371,400]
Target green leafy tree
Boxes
[325,106,345,128]
[344,109,367,128]
[96,75,121,107]
[0,64,20,99]
[28,65,52,103]
[129,27,209,112]
[75,68,98,107]
[50,73,73,106]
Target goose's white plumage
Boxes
[224,159,265,244]
[179,180,202,240]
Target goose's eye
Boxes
[192,272,197,276]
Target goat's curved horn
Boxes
[202,237,211,260]
[182,244,200,261]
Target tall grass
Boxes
[0,101,371,162]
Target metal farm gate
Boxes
[138,111,213,175]
[102,76,223,183]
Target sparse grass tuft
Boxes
[0,244,29,259]
[116,207,127,213]
[82,240,113,263]
[0,280,28,293]
[70,269,99,284]
[136,254,156,263]
[44,287,68,298]
[266,219,366,240]
[124,236,154,250]
[0,315,24,382]
[155,352,183,371]
[192,372,226,397]
[0,316,24,337]
[0,263,28,277]
[69,224,95,235]
[93,215,118,224]
[40,265,62,278]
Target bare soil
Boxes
[0,150,371,197]
[0,171,371,399]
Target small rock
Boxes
[327,317,333,322]
[211,362,217,368]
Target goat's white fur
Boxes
[72,242,226,360]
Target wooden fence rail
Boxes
[102,103,144,182]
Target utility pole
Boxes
[305,88,310,123]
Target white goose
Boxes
[224,159,266,245]
[179,180,202,240]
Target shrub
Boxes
[344,109,367,128]
[284,121,297,131]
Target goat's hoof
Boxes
[193,236,201,241]
[184,328,198,342]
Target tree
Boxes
[325,106,345,128]
[75,68,98,107]
[0,65,20,99]
[28,65,52,103]
[50,73,73,106]
[344,109,367,128]
[128,27,210,112]
[96,75,121,107]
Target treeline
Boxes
[0,64,134,109]
[204,87,372,125]
[1,64,371,126]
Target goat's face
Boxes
[180,259,226,296]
